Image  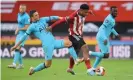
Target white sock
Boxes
[89,51,93,55]
[87,67,96,72]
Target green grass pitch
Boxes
[1,58,133,80]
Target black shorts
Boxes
[68,35,86,55]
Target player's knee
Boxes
[81,45,90,60]
[103,53,109,58]
[83,44,88,48]
[81,44,89,51]
[64,40,72,47]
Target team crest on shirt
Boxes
[106,20,109,23]
[113,22,115,24]
[28,19,30,23]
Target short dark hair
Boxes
[110,6,117,10]
[29,10,36,17]
[80,4,89,10]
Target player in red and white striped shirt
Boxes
[47,4,95,75]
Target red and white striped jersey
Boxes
[66,10,86,36]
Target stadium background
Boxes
[1,1,133,59]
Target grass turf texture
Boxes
[1,58,133,80]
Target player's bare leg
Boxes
[74,57,85,65]
[29,60,51,75]
[81,44,95,76]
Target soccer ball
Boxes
[95,66,105,76]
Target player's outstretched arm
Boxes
[49,10,78,29]
[46,17,67,32]
[10,33,29,52]
[19,24,30,31]
[15,25,30,35]
[46,10,77,32]
[50,17,67,28]
[111,28,119,36]
[111,28,120,39]
[50,17,63,22]
[11,25,33,52]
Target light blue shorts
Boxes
[42,39,64,60]
[96,36,110,54]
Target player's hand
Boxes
[89,10,95,16]
[15,28,19,35]
[46,27,52,32]
[104,39,108,45]
[10,46,17,53]
[116,34,121,40]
